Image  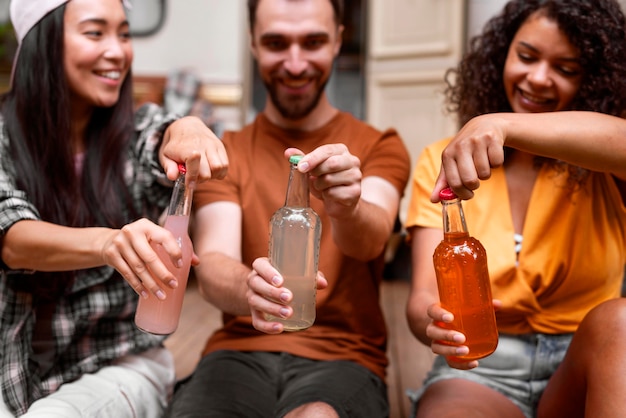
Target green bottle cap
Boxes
[289,155,304,164]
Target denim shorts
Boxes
[408,333,573,418]
[166,350,389,418]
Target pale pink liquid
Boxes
[135,215,192,335]
[266,209,320,331]
[266,275,316,331]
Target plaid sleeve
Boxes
[0,120,41,237]
[0,191,40,237]
[126,103,180,219]
[0,120,41,271]
[132,103,178,184]
[0,118,41,271]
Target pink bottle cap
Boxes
[439,187,457,200]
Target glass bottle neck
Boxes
[284,163,310,208]
[442,198,469,236]
[168,173,194,217]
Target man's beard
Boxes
[264,78,329,120]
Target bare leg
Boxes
[415,378,526,418]
[538,298,626,418]
[284,402,339,418]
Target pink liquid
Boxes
[135,215,192,335]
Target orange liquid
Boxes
[433,231,498,361]
[135,215,192,335]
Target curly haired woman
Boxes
[405,0,626,417]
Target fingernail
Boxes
[280,292,289,302]
[279,308,290,318]
[298,161,309,171]
[140,290,149,299]
[452,333,465,343]
[455,347,469,355]
[271,275,282,286]
[177,259,183,268]
[169,279,178,288]
[442,313,453,322]
[156,290,166,300]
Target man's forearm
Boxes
[195,251,253,316]
[329,199,395,261]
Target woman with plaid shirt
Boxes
[0,0,227,416]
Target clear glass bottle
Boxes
[135,163,194,335]
[266,155,321,331]
[433,187,498,361]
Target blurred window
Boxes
[127,0,167,37]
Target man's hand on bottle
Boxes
[246,257,328,334]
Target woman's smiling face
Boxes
[63,0,132,109]
[503,12,583,113]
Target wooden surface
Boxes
[163,279,220,379]
[382,279,436,417]
[132,75,167,109]
[164,278,435,418]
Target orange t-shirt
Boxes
[405,138,626,334]
[194,112,411,380]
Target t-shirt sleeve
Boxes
[362,128,411,197]
[193,131,240,208]
[404,138,451,233]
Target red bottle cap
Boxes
[177,163,186,174]
[439,187,457,200]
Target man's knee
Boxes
[284,402,340,418]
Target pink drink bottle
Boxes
[135,164,194,335]
[266,155,321,331]
[433,187,498,361]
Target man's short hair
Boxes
[247,0,344,32]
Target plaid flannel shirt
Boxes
[0,103,178,415]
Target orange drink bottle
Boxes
[135,164,193,335]
[433,187,498,361]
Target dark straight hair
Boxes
[1,4,136,299]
